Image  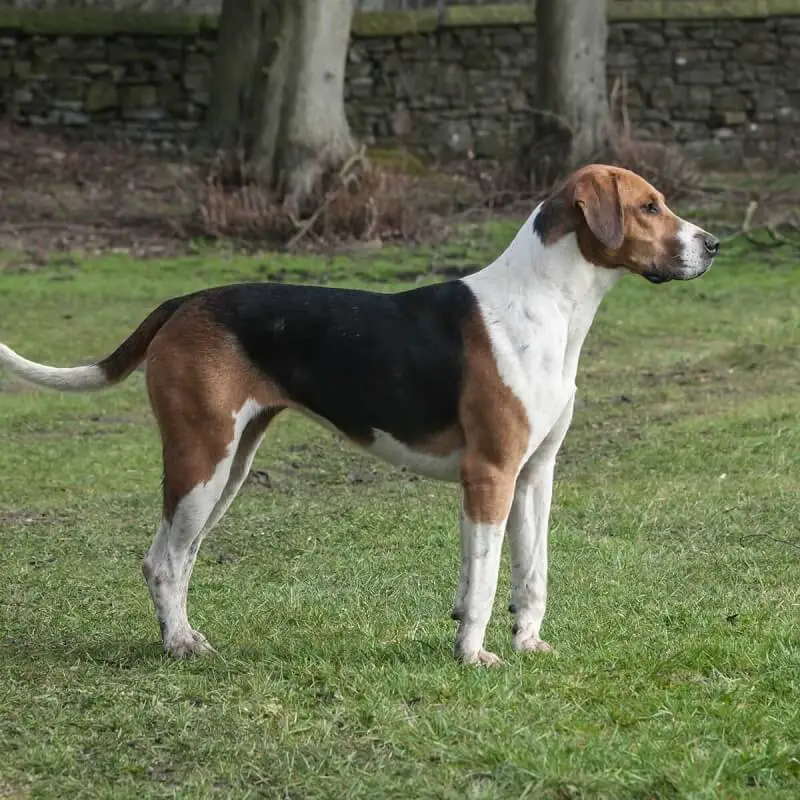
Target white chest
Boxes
[483,305,578,457]
[464,229,622,461]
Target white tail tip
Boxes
[0,343,109,391]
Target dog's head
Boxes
[534,164,719,283]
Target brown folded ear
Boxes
[573,171,624,250]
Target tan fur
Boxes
[145,304,289,520]
[99,298,184,383]
[574,170,624,250]
[537,165,683,276]
[410,425,466,458]
[601,168,683,274]
[459,310,530,524]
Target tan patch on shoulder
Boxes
[459,308,530,523]
[145,302,289,519]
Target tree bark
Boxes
[208,0,357,206]
[207,0,264,151]
[532,0,611,175]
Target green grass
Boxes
[0,232,799,799]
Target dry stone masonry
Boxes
[1,2,799,163]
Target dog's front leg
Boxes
[507,396,574,654]
[507,457,556,654]
[450,506,470,624]
[453,465,516,667]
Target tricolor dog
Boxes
[0,165,719,666]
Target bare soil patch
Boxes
[2,122,800,263]
[0,123,200,259]
[0,124,493,259]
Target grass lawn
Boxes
[0,229,799,799]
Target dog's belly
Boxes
[297,410,463,482]
[365,429,462,482]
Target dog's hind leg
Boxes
[143,401,282,658]
[198,408,280,537]
[140,309,288,657]
[174,408,281,639]
[144,481,226,658]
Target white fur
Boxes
[453,515,507,666]
[508,396,575,654]
[0,343,108,391]
[455,205,626,662]
[367,429,462,481]
[297,410,463,481]
[143,398,265,657]
[2,183,713,665]
[464,204,623,449]
[677,217,714,276]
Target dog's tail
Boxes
[0,296,187,392]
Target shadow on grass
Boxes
[0,630,454,672]
[0,636,166,668]
[232,634,452,670]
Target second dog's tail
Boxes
[0,296,187,392]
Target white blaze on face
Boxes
[677,217,714,277]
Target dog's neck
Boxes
[468,203,624,337]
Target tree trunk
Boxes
[532,0,611,176]
[208,0,357,206]
[207,0,264,151]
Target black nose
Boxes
[703,235,720,256]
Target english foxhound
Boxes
[0,165,720,665]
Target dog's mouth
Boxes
[642,261,713,284]
[643,271,672,284]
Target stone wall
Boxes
[0,20,216,141]
[1,3,799,163]
[0,1,736,10]
[349,7,800,163]
[1,1,219,10]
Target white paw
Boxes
[165,629,216,659]
[457,648,505,667]
[512,633,553,654]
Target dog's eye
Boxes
[641,201,660,215]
